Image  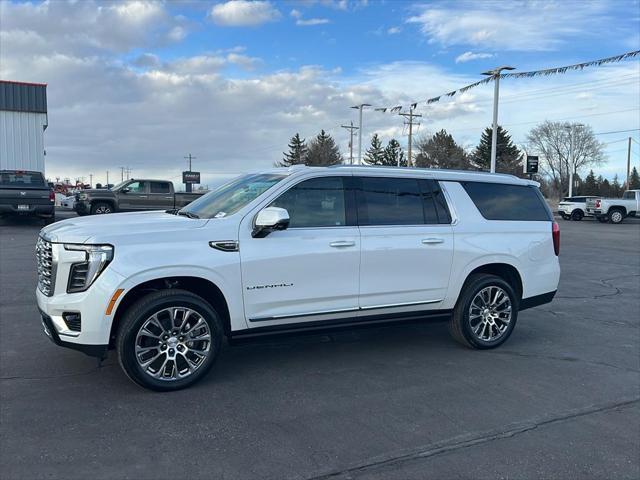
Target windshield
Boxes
[110,181,130,191]
[179,173,286,219]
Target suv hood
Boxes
[41,210,208,244]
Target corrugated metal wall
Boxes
[0,81,47,114]
[0,111,48,172]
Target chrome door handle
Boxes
[422,238,444,245]
[330,241,356,248]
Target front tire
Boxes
[449,274,518,349]
[91,202,113,215]
[116,289,223,391]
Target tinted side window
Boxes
[271,177,346,228]
[127,181,147,193]
[150,182,171,194]
[622,191,635,199]
[432,181,452,224]
[358,177,424,226]
[462,182,551,221]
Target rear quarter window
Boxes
[461,182,551,221]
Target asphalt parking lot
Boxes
[1,210,639,480]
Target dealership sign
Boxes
[182,171,201,184]
[526,155,539,174]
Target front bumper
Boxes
[40,310,108,358]
[36,265,127,354]
[74,200,91,214]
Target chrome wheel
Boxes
[610,211,623,223]
[134,307,211,381]
[468,286,512,342]
[95,205,111,214]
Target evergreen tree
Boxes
[611,174,622,197]
[305,129,343,166]
[363,134,385,165]
[471,125,523,175]
[629,166,640,189]
[582,170,598,195]
[600,178,611,197]
[277,133,308,167]
[382,139,407,167]
[596,175,604,196]
[414,129,471,170]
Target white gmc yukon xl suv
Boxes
[36,166,560,390]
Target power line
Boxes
[594,128,640,135]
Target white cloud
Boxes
[296,17,330,26]
[387,26,401,35]
[407,1,614,51]
[0,0,186,54]
[209,1,281,27]
[290,8,329,26]
[455,51,494,63]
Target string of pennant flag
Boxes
[370,50,640,114]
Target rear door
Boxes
[148,181,174,210]
[118,181,150,210]
[356,176,454,312]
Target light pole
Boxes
[351,104,371,165]
[564,123,584,197]
[482,65,515,173]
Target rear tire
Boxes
[449,274,518,349]
[608,209,624,224]
[571,210,584,221]
[560,213,570,220]
[116,289,223,391]
[91,202,113,215]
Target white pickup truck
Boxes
[586,190,640,224]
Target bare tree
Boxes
[526,121,605,199]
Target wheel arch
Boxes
[461,262,523,303]
[109,276,232,348]
[609,205,627,215]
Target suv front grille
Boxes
[36,237,56,296]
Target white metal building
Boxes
[0,80,48,173]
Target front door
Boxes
[356,176,454,311]
[239,176,360,326]
[119,181,151,210]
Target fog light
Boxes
[62,312,81,332]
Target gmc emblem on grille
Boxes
[20,191,26,196]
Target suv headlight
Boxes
[64,244,113,293]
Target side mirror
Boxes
[252,207,290,238]
[121,187,130,193]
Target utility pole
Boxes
[106,170,109,187]
[125,167,132,180]
[482,65,515,173]
[627,137,632,187]
[184,154,196,193]
[341,121,359,165]
[89,174,93,188]
[351,104,371,165]
[399,106,422,167]
[120,167,125,182]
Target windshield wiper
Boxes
[177,210,200,219]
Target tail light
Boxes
[595,199,601,208]
[552,222,560,256]
[49,190,55,202]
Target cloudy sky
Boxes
[1,0,639,187]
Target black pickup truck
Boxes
[74,179,204,215]
[0,170,55,223]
